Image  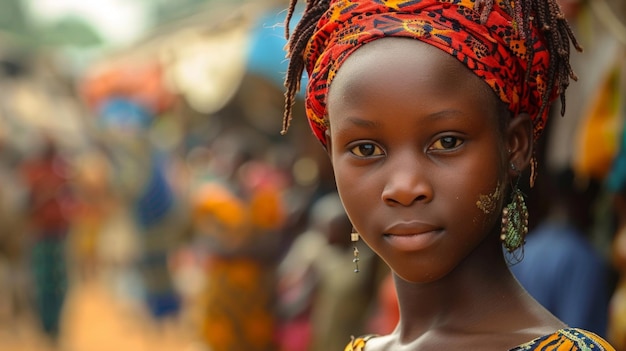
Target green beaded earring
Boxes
[500,167,528,263]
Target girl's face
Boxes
[326,38,511,283]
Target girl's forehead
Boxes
[335,38,458,73]
[328,47,500,130]
[328,38,496,106]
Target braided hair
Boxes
[281,0,582,135]
[282,0,332,135]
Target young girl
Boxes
[280,0,616,350]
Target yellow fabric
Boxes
[193,183,248,231]
[344,335,378,351]
[201,258,277,351]
[574,59,623,180]
[344,329,616,350]
[249,186,285,230]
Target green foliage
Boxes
[37,16,103,48]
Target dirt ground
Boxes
[0,278,206,351]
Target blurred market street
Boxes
[0,277,203,351]
[0,0,624,350]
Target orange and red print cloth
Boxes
[301,0,554,145]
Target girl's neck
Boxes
[391,237,532,343]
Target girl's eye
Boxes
[431,136,463,150]
[350,143,384,157]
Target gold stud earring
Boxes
[351,228,360,273]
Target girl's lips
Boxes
[383,230,442,252]
[384,221,441,236]
[383,222,443,252]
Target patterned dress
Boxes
[345,328,616,351]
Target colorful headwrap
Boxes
[302,0,555,145]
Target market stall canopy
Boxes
[81,0,288,116]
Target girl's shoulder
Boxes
[511,328,615,351]
[344,328,616,351]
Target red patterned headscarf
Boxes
[301,0,554,146]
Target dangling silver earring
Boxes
[500,167,528,264]
[351,228,360,273]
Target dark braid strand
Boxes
[282,0,331,135]
[285,0,298,38]
[522,0,582,119]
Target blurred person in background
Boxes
[276,192,383,351]
[20,135,76,341]
[190,129,289,351]
[81,63,186,324]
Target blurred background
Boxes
[0,0,624,350]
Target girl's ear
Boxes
[506,113,533,176]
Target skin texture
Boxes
[325,38,565,350]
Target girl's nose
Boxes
[381,157,433,207]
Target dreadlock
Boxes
[281,0,582,136]
[282,0,331,135]
[527,0,583,118]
